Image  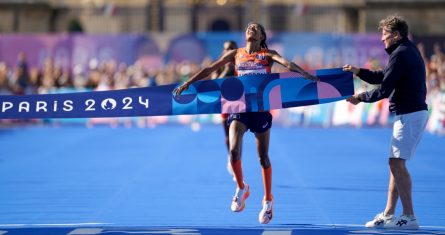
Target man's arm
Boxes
[343,64,384,85]
[357,69,385,85]
[358,54,404,103]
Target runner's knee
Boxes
[389,158,406,173]
[259,154,271,169]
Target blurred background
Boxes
[1,1,445,232]
[0,0,444,134]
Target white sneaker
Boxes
[259,199,273,224]
[365,212,396,228]
[230,183,250,212]
[394,214,419,229]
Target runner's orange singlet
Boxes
[234,48,271,76]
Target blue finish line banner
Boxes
[0,68,353,119]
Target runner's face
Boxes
[223,42,232,52]
[246,24,263,42]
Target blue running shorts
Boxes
[228,112,272,133]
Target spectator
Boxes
[12,52,30,94]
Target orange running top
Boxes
[234,48,271,77]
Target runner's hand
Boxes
[173,82,190,97]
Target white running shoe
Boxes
[230,183,250,212]
[365,212,396,228]
[393,214,419,229]
[259,199,273,224]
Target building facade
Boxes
[0,0,444,35]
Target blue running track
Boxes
[0,124,444,234]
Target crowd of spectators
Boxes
[0,42,444,133]
[0,53,207,95]
[1,42,443,96]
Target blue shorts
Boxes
[227,112,272,133]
